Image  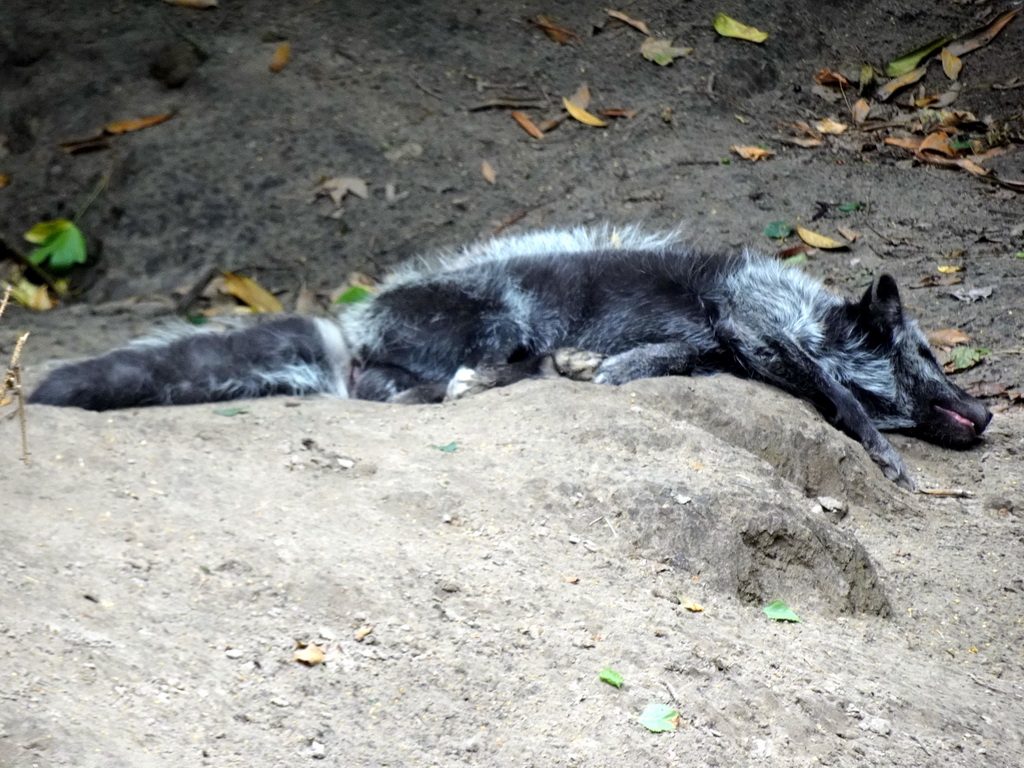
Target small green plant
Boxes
[24,219,88,270]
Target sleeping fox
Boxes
[29,226,991,488]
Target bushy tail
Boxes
[29,317,350,411]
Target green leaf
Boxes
[838,202,863,212]
[638,703,680,732]
[431,441,458,453]
[946,346,989,373]
[214,407,248,417]
[763,221,793,239]
[782,253,809,267]
[1015,252,1024,259]
[885,36,949,77]
[712,14,769,43]
[25,219,87,269]
[763,599,801,622]
[599,669,624,689]
[335,285,373,304]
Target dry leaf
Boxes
[640,37,693,66]
[531,15,576,44]
[730,145,773,161]
[511,111,544,139]
[567,83,591,109]
[937,265,964,274]
[8,279,53,311]
[815,118,847,134]
[104,113,173,135]
[940,48,962,80]
[563,575,580,584]
[163,0,217,7]
[481,160,497,184]
[317,176,369,204]
[221,271,283,313]
[563,97,607,127]
[778,243,814,259]
[681,598,704,612]
[778,121,823,148]
[946,9,1018,57]
[354,625,374,641]
[294,644,325,666]
[927,329,971,347]
[599,109,638,119]
[796,226,847,249]
[851,98,871,124]
[269,42,291,73]
[876,67,927,102]
[712,13,769,43]
[59,135,111,154]
[884,136,923,152]
[814,69,850,88]
[837,227,860,242]
[919,131,956,157]
[0,174,9,189]
[606,9,651,35]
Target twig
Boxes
[917,488,973,498]
[410,76,446,102]
[0,286,31,463]
[468,98,548,112]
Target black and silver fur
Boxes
[30,227,991,488]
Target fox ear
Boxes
[860,274,903,332]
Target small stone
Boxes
[224,649,244,659]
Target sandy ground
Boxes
[2,1,1023,766]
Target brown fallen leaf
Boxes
[836,226,860,242]
[0,174,9,189]
[919,131,956,157]
[940,48,962,80]
[511,111,544,139]
[777,243,814,259]
[221,271,283,313]
[876,66,927,102]
[530,15,576,44]
[730,145,773,161]
[294,643,325,666]
[105,113,173,135]
[59,135,112,154]
[851,98,871,124]
[815,118,847,134]
[946,9,1018,57]
[796,226,847,249]
[607,9,651,35]
[481,160,497,184]
[269,42,290,73]
[778,121,823,147]
[599,109,638,119]
[354,625,374,641]
[163,0,217,7]
[927,329,971,347]
[884,136,923,152]
[913,273,963,288]
[814,69,851,88]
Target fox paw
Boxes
[550,348,605,381]
[444,366,497,401]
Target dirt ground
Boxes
[2,1,1023,766]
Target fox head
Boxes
[849,274,991,446]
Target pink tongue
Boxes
[935,405,974,430]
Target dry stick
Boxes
[0,287,31,463]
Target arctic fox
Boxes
[29,226,991,488]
